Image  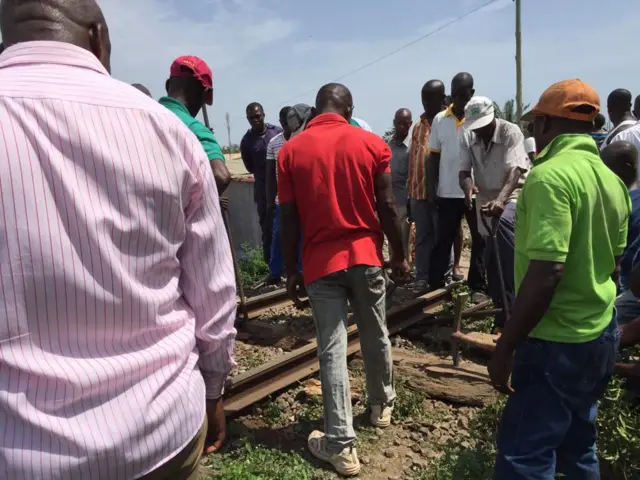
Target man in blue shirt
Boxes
[241,102,283,263]
[602,141,640,324]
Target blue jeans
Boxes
[485,202,516,328]
[494,316,619,480]
[615,290,640,325]
[269,205,302,279]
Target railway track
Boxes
[225,285,491,414]
[240,288,302,320]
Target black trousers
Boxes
[429,198,486,291]
[254,181,271,264]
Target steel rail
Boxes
[225,285,460,414]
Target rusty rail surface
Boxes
[225,285,459,414]
[239,288,306,320]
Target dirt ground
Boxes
[206,220,489,479]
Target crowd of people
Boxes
[1,0,640,479]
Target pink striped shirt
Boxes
[0,42,237,480]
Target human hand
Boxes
[464,185,478,210]
[481,199,505,218]
[219,197,229,211]
[390,258,411,285]
[204,398,226,454]
[286,273,307,309]
[488,342,515,395]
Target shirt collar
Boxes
[535,133,600,166]
[307,112,349,128]
[390,134,410,147]
[443,104,465,128]
[159,96,192,117]
[0,41,109,76]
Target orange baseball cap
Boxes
[531,79,600,122]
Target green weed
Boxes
[205,440,328,480]
[238,243,269,286]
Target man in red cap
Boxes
[489,79,631,479]
[160,56,230,193]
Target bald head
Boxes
[0,0,111,71]
[132,83,152,97]
[634,95,640,120]
[607,88,632,125]
[421,79,445,118]
[315,83,353,120]
[393,108,413,139]
[452,73,474,95]
[601,141,638,188]
[451,72,475,115]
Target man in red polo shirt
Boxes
[278,83,409,476]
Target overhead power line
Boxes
[276,0,501,106]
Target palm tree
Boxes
[493,99,530,124]
[383,125,395,142]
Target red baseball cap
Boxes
[170,56,214,105]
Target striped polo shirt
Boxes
[266,132,287,204]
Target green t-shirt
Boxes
[515,134,630,343]
[158,97,225,163]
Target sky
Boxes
[68,0,640,143]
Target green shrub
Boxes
[238,243,269,286]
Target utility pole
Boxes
[515,0,523,124]
[225,112,232,149]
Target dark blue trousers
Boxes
[494,316,620,480]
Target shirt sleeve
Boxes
[266,138,275,163]
[178,139,237,399]
[278,143,295,204]
[459,132,472,172]
[522,180,573,263]
[376,142,392,176]
[192,122,226,163]
[505,128,530,171]
[429,116,441,153]
[240,135,254,173]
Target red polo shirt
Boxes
[278,113,391,285]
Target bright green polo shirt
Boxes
[514,134,630,343]
[159,97,225,163]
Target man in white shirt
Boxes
[459,96,529,330]
[427,73,487,301]
[602,88,636,150]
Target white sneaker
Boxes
[307,430,361,477]
[370,404,393,428]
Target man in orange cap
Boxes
[160,56,230,194]
[489,79,631,479]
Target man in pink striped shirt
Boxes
[0,1,237,479]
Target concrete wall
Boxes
[225,175,262,257]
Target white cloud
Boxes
[4,0,640,142]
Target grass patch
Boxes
[298,395,324,423]
[597,377,640,478]
[394,377,428,421]
[238,243,269,286]
[263,400,285,426]
[205,440,328,480]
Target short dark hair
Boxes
[601,141,638,188]
[279,106,292,120]
[594,113,606,130]
[246,102,263,112]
